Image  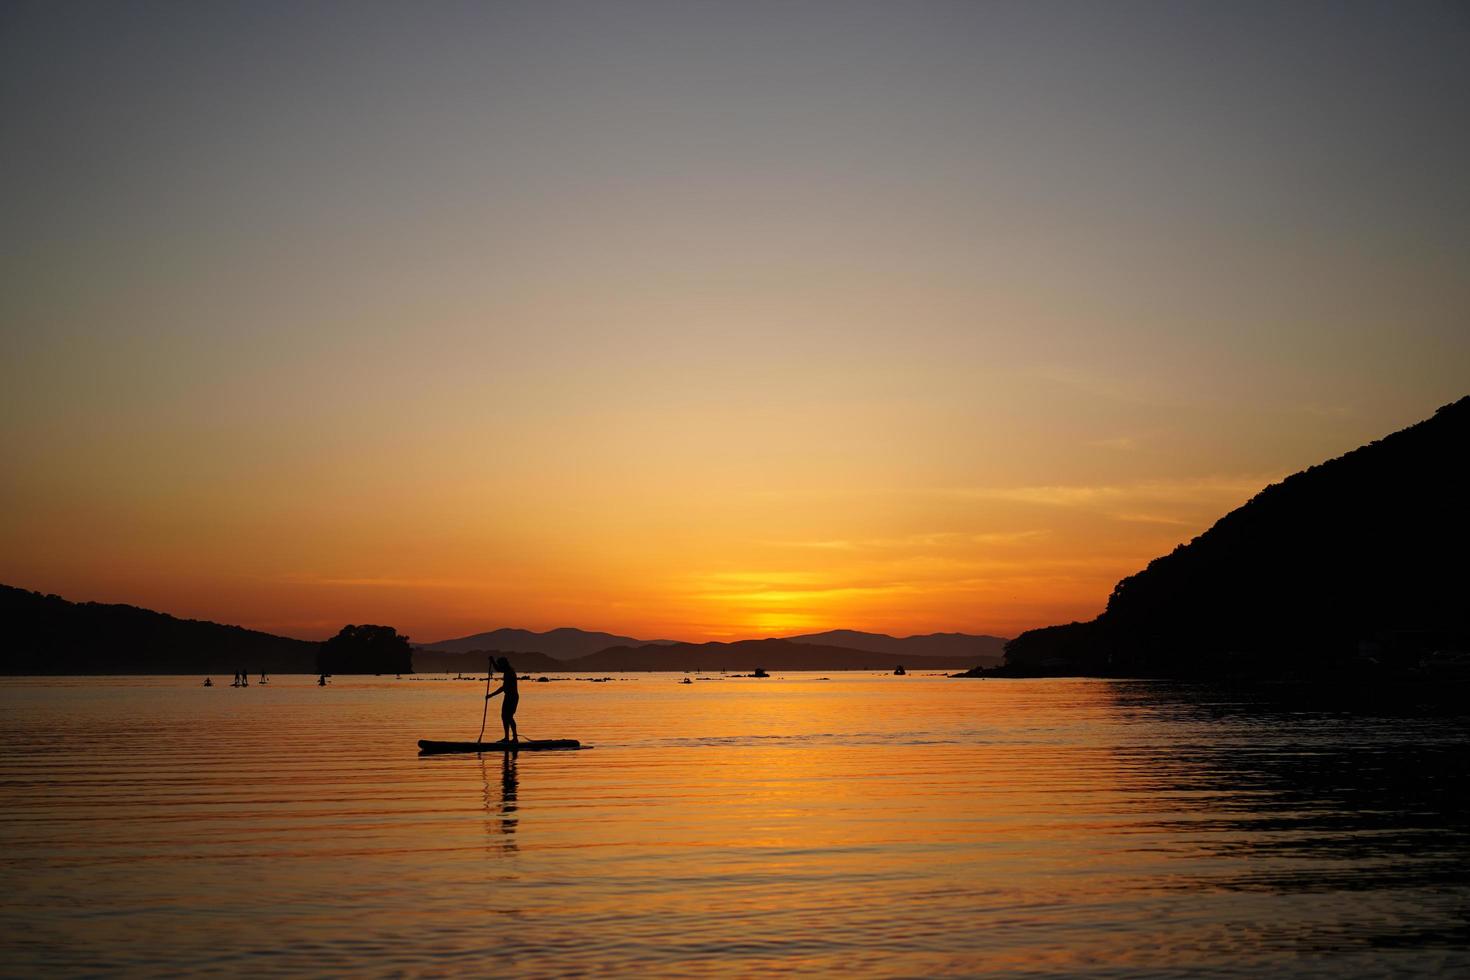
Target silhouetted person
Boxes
[486,656,519,742]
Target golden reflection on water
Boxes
[2,674,1469,976]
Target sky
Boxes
[2,1,1467,642]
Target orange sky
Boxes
[0,424,1412,642]
[3,4,1467,642]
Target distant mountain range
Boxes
[1,584,1004,675]
[1001,396,1470,677]
[416,627,678,659]
[417,638,979,675]
[783,630,1006,665]
[419,626,1007,667]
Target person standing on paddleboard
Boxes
[486,657,519,742]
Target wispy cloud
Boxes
[696,583,922,604]
[937,475,1279,510]
[760,529,1049,551]
[1106,511,1195,526]
[278,574,482,590]
[745,475,1280,510]
[689,552,1150,606]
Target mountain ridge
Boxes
[416,627,679,659]
[555,638,976,673]
[1001,396,1470,677]
[2,584,1004,674]
[782,629,1007,666]
[2,584,321,675]
[419,626,1009,665]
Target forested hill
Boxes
[1003,396,1470,677]
[2,585,321,675]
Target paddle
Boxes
[477,655,493,743]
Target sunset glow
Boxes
[3,3,1467,642]
[4,6,1470,977]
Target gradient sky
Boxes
[3,1,1467,642]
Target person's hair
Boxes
[495,657,510,671]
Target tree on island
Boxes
[318,624,413,674]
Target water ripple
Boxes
[2,675,1469,976]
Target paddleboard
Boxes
[417,738,582,755]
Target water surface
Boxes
[3,674,1469,977]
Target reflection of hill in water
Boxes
[1101,681,1470,935]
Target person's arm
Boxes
[486,685,504,700]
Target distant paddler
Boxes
[484,657,520,743]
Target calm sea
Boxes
[3,673,1469,977]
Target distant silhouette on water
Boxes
[485,657,520,742]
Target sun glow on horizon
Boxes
[3,4,1467,643]
[2,469,1283,642]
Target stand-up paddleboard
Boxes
[418,738,582,755]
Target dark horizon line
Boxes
[415,624,1014,648]
[0,581,1014,648]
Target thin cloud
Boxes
[697,583,922,604]
[939,475,1280,508]
[1106,511,1195,526]
[760,529,1049,551]
[279,574,481,590]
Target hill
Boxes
[783,630,1007,666]
[416,639,970,673]
[1002,397,1470,677]
[0,585,995,676]
[560,638,976,672]
[2,584,321,675]
[416,627,677,659]
[413,648,567,674]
